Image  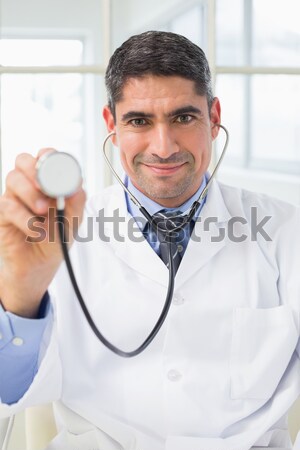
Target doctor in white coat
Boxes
[0,31,299,450]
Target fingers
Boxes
[65,185,86,216]
[5,169,50,215]
[37,147,57,159]
[14,149,56,189]
[14,153,37,180]
[0,190,85,243]
[10,151,52,213]
[3,149,86,231]
[0,195,43,236]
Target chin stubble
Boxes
[135,168,195,200]
[133,151,196,200]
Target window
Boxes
[215,0,300,175]
[0,0,108,195]
[0,39,85,186]
[165,4,206,48]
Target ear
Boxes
[103,105,118,146]
[209,97,221,140]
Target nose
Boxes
[148,125,180,159]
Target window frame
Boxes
[213,0,300,175]
[0,0,111,195]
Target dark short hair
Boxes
[105,31,214,118]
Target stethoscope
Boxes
[36,124,229,358]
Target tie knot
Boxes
[151,209,187,243]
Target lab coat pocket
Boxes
[230,305,299,400]
[44,429,100,450]
[67,428,100,450]
[67,427,125,450]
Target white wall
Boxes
[1,0,104,64]
[217,167,300,206]
[111,0,202,48]
[126,0,187,31]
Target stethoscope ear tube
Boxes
[103,125,229,221]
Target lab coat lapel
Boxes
[102,180,231,289]
[175,179,232,288]
[103,185,169,287]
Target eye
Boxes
[175,114,194,124]
[129,118,147,127]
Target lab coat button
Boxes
[12,337,24,346]
[173,296,185,306]
[177,244,184,253]
[167,369,182,382]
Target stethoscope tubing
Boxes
[57,212,176,357]
[58,124,229,357]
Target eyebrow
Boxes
[167,105,203,117]
[121,105,203,122]
[121,111,154,122]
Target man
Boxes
[0,31,299,450]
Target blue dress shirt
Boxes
[0,293,50,404]
[0,175,207,404]
[126,175,207,256]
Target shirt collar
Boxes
[125,175,208,224]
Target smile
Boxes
[143,163,187,175]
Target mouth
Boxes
[143,162,187,175]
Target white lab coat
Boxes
[0,179,300,450]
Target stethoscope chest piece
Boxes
[36,151,82,198]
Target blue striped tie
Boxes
[151,209,187,273]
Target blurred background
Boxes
[0,0,299,448]
[0,0,299,202]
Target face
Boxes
[103,75,221,208]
